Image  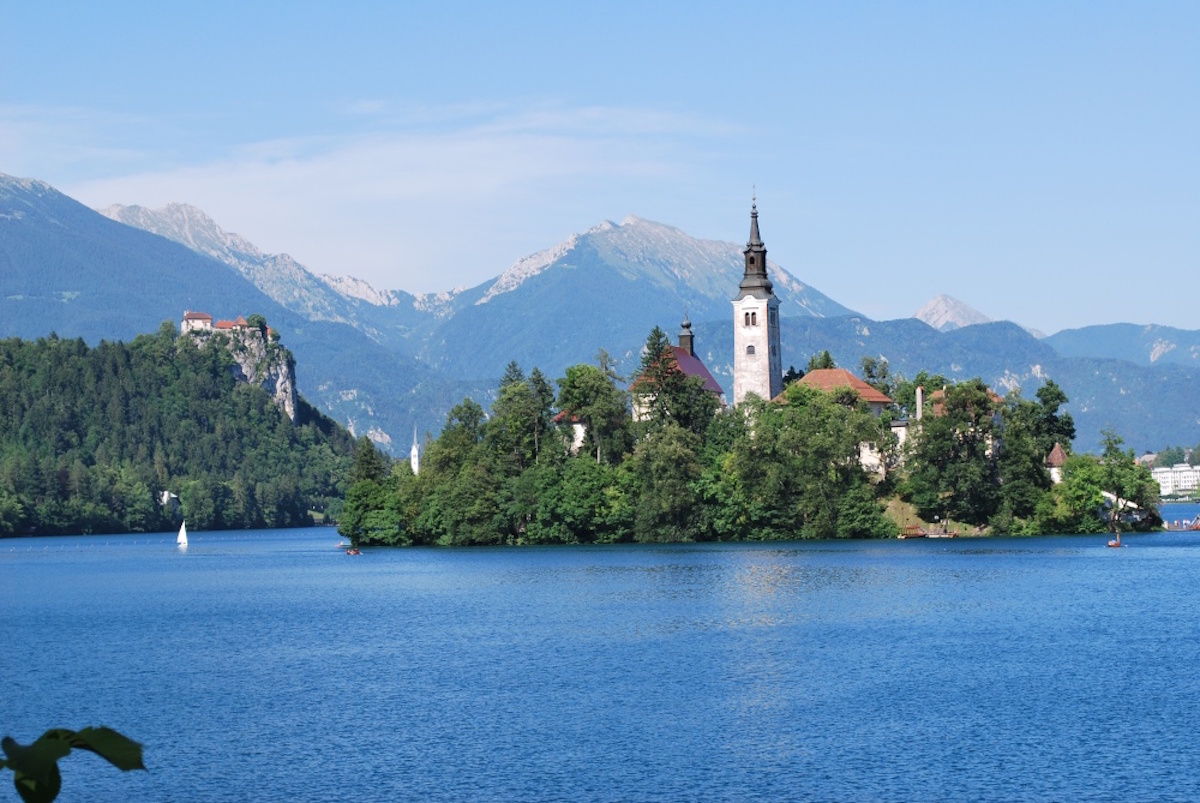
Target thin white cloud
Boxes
[32,102,732,293]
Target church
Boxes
[732,199,784,405]
[637,199,890,416]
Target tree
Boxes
[0,328,354,535]
[534,457,630,544]
[595,348,624,382]
[709,384,892,539]
[859,356,894,398]
[890,370,948,420]
[630,326,678,429]
[1154,446,1186,468]
[630,327,719,437]
[625,423,706,542]
[246,313,268,337]
[556,365,630,464]
[991,386,1072,528]
[1099,428,1160,533]
[500,360,525,389]
[349,436,389,484]
[425,398,487,477]
[1032,380,1075,457]
[782,365,804,386]
[1032,454,1107,534]
[487,375,540,471]
[903,379,1002,526]
[806,350,836,371]
[338,478,387,548]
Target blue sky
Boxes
[2,1,1197,333]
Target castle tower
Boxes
[732,198,782,405]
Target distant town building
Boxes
[1152,463,1200,497]
[732,199,782,405]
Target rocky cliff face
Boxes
[190,328,297,421]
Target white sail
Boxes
[177,521,188,547]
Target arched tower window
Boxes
[744,312,750,326]
[751,311,758,326]
[746,345,756,355]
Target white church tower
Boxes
[732,198,783,405]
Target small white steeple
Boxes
[410,425,420,476]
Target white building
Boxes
[732,199,783,405]
[181,310,213,332]
[1152,463,1200,497]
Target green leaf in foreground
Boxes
[2,728,143,803]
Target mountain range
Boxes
[4,172,1198,454]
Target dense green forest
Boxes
[0,324,355,536]
[340,329,1161,547]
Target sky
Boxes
[2,1,1197,334]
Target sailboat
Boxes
[1107,531,1121,548]
[177,520,188,548]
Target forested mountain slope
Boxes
[0,327,356,535]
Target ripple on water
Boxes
[4,529,1200,801]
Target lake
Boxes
[5,527,1200,802]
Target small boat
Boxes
[177,521,188,548]
[1107,532,1122,548]
[345,547,361,556]
[899,525,927,539]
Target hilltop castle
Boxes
[179,310,296,421]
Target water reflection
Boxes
[7,530,1200,800]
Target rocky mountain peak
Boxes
[0,173,55,196]
[914,294,993,332]
[99,203,263,265]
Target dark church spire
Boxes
[678,313,694,357]
[739,194,772,294]
[748,193,763,247]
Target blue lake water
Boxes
[6,527,1200,802]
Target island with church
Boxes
[338,202,1161,547]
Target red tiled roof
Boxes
[1046,442,1068,468]
[796,368,893,405]
[214,320,235,330]
[182,310,212,321]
